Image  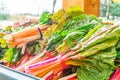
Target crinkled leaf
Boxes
[12,48,22,63]
[77,47,116,80]
[46,14,100,52]
[56,23,99,53]
[82,25,103,42]
[73,25,120,51]
[4,48,15,64]
[46,31,67,52]
[56,31,84,53]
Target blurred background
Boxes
[0,0,62,27]
[0,0,120,27]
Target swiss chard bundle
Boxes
[42,6,83,49]
[46,14,101,52]
[23,24,120,80]
[8,6,120,80]
[77,46,116,80]
[3,47,23,65]
[66,25,120,80]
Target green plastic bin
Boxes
[0,64,43,80]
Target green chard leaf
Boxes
[73,26,120,80]
[56,23,96,53]
[12,48,22,63]
[77,46,117,80]
[39,11,51,25]
[4,48,15,64]
[83,27,120,50]
[56,31,84,53]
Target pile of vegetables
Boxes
[1,6,120,80]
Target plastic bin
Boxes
[0,64,42,80]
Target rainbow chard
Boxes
[77,47,116,80]
[3,47,23,65]
[56,23,99,53]
[68,25,120,80]
[46,14,101,52]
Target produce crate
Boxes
[0,64,42,80]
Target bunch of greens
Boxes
[0,26,13,59]
[50,6,83,30]
[46,14,101,52]
[66,25,120,80]
[3,47,23,65]
[2,5,120,80]
[42,6,83,49]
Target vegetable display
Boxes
[1,6,120,80]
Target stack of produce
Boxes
[1,6,120,80]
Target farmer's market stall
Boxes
[0,0,120,80]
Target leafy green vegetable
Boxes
[65,6,83,19]
[70,25,120,80]
[51,6,83,30]
[82,25,103,42]
[12,48,22,63]
[46,31,68,52]
[77,39,118,60]
[4,48,15,64]
[51,9,65,24]
[56,23,97,53]
[56,31,84,53]
[3,47,23,64]
[46,14,101,52]
[5,25,12,32]
[73,24,120,51]
[59,14,99,33]
[42,6,84,49]
[39,11,51,25]
[77,47,116,80]
[27,41,42,54]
